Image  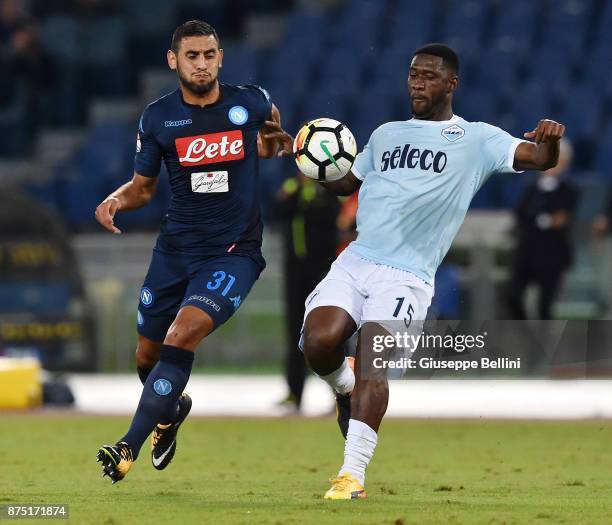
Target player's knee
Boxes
[164,307,215,350]
[303,325,343,370]
[136,339,161,369]
[135,349,154,369]
[164,320,209,350]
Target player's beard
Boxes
[411,92,445,119]
[410,97,433,118]
[176,65,217,97]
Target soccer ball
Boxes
[293,118,357,181]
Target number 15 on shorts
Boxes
[393,297,414,327]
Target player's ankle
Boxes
[320,357,355,395]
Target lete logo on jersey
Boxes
[176,130,244,166]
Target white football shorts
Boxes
[303,248,434,329]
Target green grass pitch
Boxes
[2,415,612,524]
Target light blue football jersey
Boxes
[349,115,525,284]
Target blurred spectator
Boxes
[508,138,579,319]
[30,0,74,17]
[0,0,26,46]
[31,0,119,18]
[73,0,119,17]
[592,187,612,238]
[1,22,54,135]
[8,24,53,84]
[275,174,340,413]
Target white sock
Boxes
[339,419,378,486]
[319,358,355,395]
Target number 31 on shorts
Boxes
[206,270,236,296]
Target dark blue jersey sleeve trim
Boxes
[134,106,162,178]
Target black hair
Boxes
[414,43,459,73]
[171,20,220,53]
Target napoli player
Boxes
[288,44,565,499]
[94,20,293,483]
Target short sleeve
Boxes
[246,84,273,121]
[133,106,162,178]
[481,123,526,175]
[352,135,375,181]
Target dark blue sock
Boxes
[122,345,194,458]
[137,365,151,385]
[137,364,179,424]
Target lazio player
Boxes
[296,44,564,499]
[94,20,292,483]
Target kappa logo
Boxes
[441,124,465,142]
[229,295,242,309]
[175,130,244,166]
[165,119,193,127]
[185,294,221,312]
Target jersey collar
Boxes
[408,114,460,125]
[178,83,226,109]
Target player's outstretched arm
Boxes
[95,172,158,234]
[259,104,293,158]
[320,171,362,196]
[514,119,566,171]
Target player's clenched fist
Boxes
[95,196,122,234]
[524,119,565,144]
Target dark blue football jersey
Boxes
[134,83,273,259]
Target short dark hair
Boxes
[171,20,220,53]
[414,43,459,73]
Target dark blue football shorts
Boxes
[137,248,264,342]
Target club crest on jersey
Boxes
[176,130,244,166]
[441,124,465,142]
[228,105,248,125]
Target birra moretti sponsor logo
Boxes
[381,144,447,173]
[175,130,244,166]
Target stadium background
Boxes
[3,1,612,523]
[0,0,611,390]
[1,0,611,374]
